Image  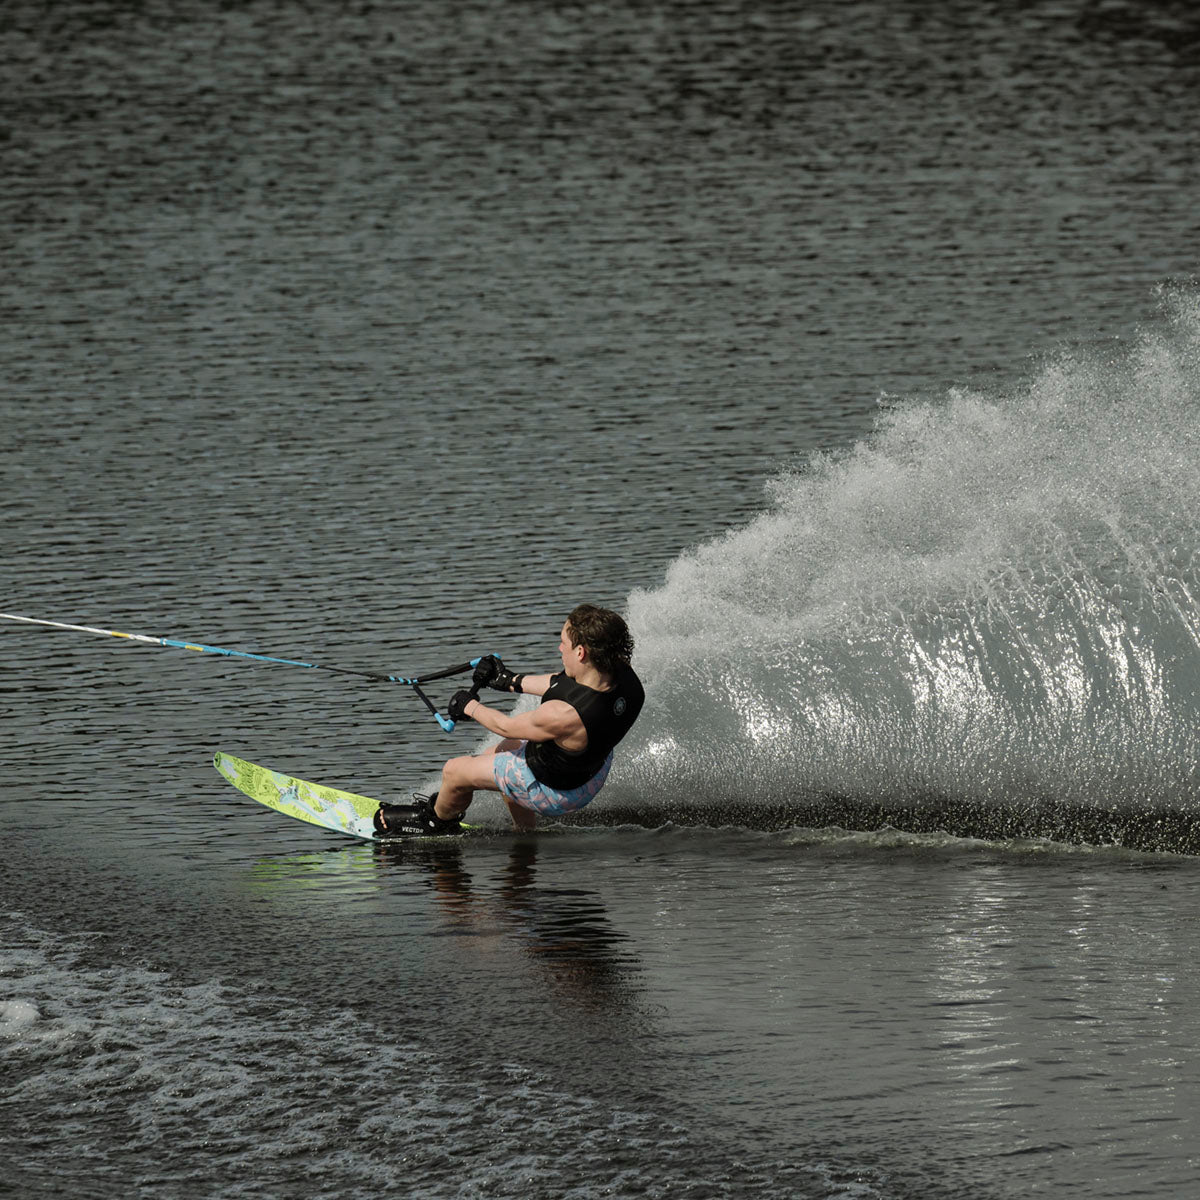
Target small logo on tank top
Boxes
[613,697,627,715]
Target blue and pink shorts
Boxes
[491,741,613,816]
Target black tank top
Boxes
[524,665,645,789]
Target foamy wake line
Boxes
[617,288,1200,847]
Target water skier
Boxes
[374,605,644,836]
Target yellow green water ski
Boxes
[215,752,390,841]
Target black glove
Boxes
[472,654,502,689]
[447,689,476,723]
[491,663,524,693]
[474,654,523,693]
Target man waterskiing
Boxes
[374,604,644,836]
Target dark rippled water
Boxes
[6,1,1200,1196]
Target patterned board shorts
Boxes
[491,741,613,816]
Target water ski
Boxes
[213,752,472,842]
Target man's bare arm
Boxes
[463,696,582,746]
[515,673,553,697]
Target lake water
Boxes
[5,1,1200,1196]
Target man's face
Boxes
[559,621,583,676]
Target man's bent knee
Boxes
[442,753,501,793]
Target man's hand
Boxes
[472,654,501,689]
[447,689,476,723]
[474,654,523,693]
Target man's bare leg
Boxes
[503,796,537,832]
[434,739,535,831]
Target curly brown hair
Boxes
[565,604,634,675]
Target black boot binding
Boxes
[373,794,463,838]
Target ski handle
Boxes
[401,658,488,733]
